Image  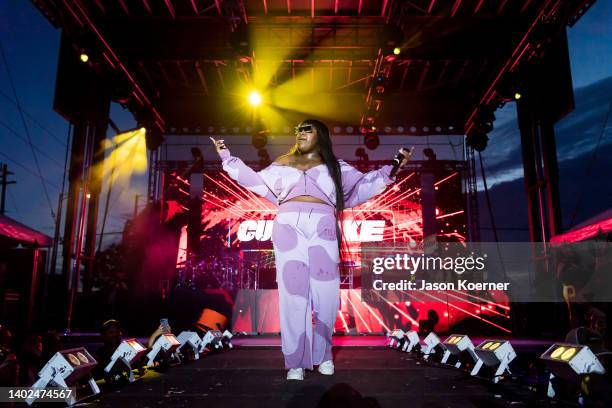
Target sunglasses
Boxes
[294,125,313,135]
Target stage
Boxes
[85,336,568,408]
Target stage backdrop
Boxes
[162,134,511,335]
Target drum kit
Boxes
[175,251,266,291]
[176,251,356,291]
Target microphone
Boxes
[392,151,405,167]
[390,147,413,178]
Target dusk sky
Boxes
[0,0,610,246]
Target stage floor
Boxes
[231,335,554,349]
[87,341,570,408]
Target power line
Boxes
[7,189,21,217]
[0,119,65,168]
[0,89,67,147]
[0,40,56,219]
[0,152,60,189]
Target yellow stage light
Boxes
[80,53,89,63]
[550,346,566,359]
[514,92,522,100]
[560,347,577,361]
[96,127,148,186]
[248,91,262,107]
[393,47,401,55]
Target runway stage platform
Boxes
[86,336,571,408]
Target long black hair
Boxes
[291,119,345,251]
[296,120,343,211]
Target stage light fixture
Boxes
[189,148,202,165]
[424,148,437,161]
[422,332,446,359]
[146,333,181,366]
[393,47,401,55]
[466,128,489,152]
[104,338,147,382]
[355,147,369,162]
[248,90,262,107]
[108,70,134,105]
[80,52,89,63]
[177,331,204,361]
[540,343,605,399]
[145,126,164,151]
[374,75,386,94]
[401,330,421,353]
[387,329,405,348]
[202,330,224,350]
[441,334,482,373]
[26,347,99,406]
[475,109,495,133]
[364,129,379,150]
[251,129,268,149]
[221,330,234,349]
[472,340,516,382]
[514,92,522,100]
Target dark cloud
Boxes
[479,76,612,241]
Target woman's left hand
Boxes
[398,147,414,168]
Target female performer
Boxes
[211,119,411,380]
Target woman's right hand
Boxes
[210,137,227,154]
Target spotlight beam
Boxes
[442,291,510,319]
[352,289,391,332]
[216,173,271,210]
[207,172,272,210]
[402,290,512,333]
[451,290,511,311]
[372,291,419,327]
[338,310,350,332]
[202,175,265,212]
[342,290,372,332]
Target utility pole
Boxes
[0,163,17,214]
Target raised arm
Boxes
[339,160,396,208]
[216,146,278,204]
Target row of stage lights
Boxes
[25,329,234,406]
[387,330,606,404]
[167,124,459,135]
